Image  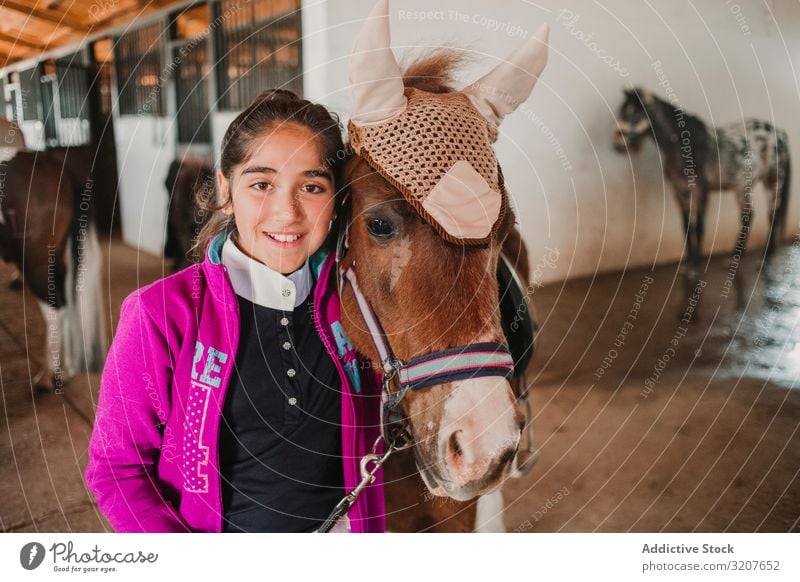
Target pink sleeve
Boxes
[84,292,189,532]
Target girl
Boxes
[85,90,385,533]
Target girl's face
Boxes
[218,124,336,274]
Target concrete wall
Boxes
[300,0,800,284]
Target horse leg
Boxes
[682,188,706,272]
[765,175,783,257]
[733,186,753,262]
[679,204,694,271]
[62,223,108,374]
[694,190,708,265]
[474,490,506,532]
[34,300,68,393]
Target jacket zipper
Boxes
[213,265,239,533]
[311,259,361,528]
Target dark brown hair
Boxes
[193,89,347,258]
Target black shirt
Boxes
[219,290,345,532]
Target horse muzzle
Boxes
[422,377,523,501]
[612,129,632,153]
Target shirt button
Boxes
[282,341,291,350]
[282,288,292,297]
[280,317,289,326]
[287,368,296,378]
[288,397,297,405]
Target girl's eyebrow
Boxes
[304,169,332,181]
[241,166,331,181]
[241,166,276,175]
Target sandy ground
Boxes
[0,237,798,532]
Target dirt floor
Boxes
[1,237,798,532]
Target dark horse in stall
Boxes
[613,87,791,266]
[336,1,546,531]
[164,157,215,271]
[0,139,107,391]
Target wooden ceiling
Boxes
[0,0,188,68]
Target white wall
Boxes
[114,116,175,255]
[301,0,800,284]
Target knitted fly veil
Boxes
[348,0,550,246]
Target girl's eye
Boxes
[251,182,271,191]
[302,183,325,194]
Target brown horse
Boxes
[0,131,107,391]
[338,1,547,531]
[164,156,215,271]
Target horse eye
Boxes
[366,217,395,238]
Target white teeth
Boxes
[267,233,303,242]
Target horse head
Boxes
[339,0,548,501]
[613,87,654,153]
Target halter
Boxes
[343,264,514,441]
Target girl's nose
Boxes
[268,189,302,222]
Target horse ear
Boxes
[463,23,550,128]
[349,0,407,125]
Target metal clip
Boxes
[317,435,397,533]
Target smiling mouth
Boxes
[264,232,305,243]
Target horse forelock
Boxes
[401,49,466,94]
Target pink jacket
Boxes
[85,233,385,532]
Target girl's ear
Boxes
[217,170,233,215]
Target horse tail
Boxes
[62,177,107,374]
[768,134,791,254]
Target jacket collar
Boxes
[204,231,330,306]
[220,233,311,310]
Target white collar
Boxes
[221,234,312,310]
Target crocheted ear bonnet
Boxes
[348,0,549,246]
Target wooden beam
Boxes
[0,37,32,58]
[0,48,33,68]
[0,1,86,30]
[90,0,181,30]
[0,30,46,51]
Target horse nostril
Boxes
[449,429,463,458]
